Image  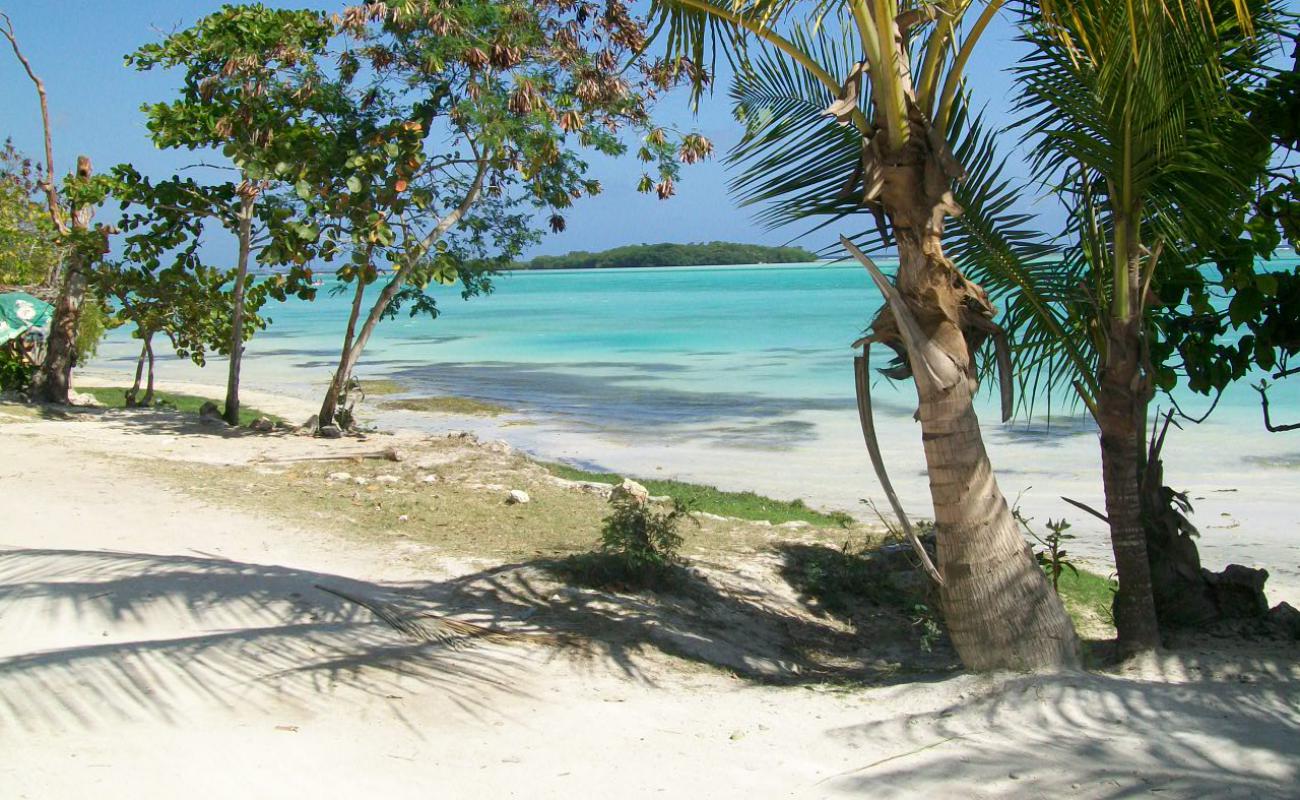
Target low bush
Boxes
[558,497,696,591]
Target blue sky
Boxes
[0,1,1051,258]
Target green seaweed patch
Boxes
[380,395,511,416]
[358,378,406,396]
[542,461,854,527]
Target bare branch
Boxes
[1255,380,1300,432]
[1,12,65,238]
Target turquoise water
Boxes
[135,255,1294,436]
[93,255,1300,448]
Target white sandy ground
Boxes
[2,391,1299,798]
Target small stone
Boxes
[327,472,352,482]
[317,424,343,439]
[506,489,531,505]
[353,476,370,486]
[419,474,439,484]
[250,416,275,432]
[376,475,401,484]
[778,520,811,529]
[485,439,514,455]
[610,478,649,506]
[397,515,409,523]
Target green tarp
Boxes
[0,292,53,345]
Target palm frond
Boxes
[944,99,1099,412]
[726,23,866,230]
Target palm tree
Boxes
[997,0,1270,655]
[649,0,1080,670]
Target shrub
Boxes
[601,496,691,572]
[0,348,35,392]
[557,497,696,591]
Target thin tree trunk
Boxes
[143,333,155,406]
[127,336,148,406]
[314,163,486,435]
[32,156,94,404]
[223,190,255,426]
[318,272,369,429]
[1098,317,1161,655]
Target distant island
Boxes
[513,241,819,270]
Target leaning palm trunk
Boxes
[655,0,1080,669]
[845,192,1079,671]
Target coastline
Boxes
[72,364,1300,608]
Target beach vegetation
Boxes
[516,241,816,270]
[0,138,59,287]
[357,378,405,396]
[543,461,853,526]
[562,496,696,590]
[222,1,710,432]
[78,385,282,428]
[0,348,33,392]
[2,15,116,404]
[649,0,1080,670]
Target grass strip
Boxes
[543,461,854,527]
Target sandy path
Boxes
[1,413,1298,798]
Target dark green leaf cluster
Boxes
[517,241,816,269]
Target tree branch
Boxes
[1255,380,1300,432]
[1,12,65,239]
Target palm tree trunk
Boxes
[1098,317,1161,655]
[889,228,1080,671]
[318,274,369,429]
[222,191,255,426]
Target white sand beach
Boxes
[2,385,1298,798]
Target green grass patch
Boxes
[79,386,283,428]
[543,461,854,527]
[380,395,511,416]
[1055,567,1117,634]
[357,378,406,396]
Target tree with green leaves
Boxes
[270,1,708,431]
[999,0,1279,653]
[93,170,284,408]
[127,6,333,425]
[4,12,114,403]
[0,138,60,288]
[650,0,1079,671]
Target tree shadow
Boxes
[0,547,533,734]
[818,655,1300,798]
[0,542,962,736]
